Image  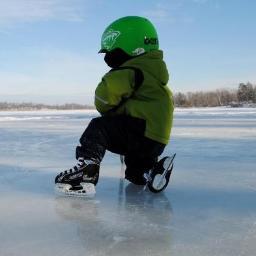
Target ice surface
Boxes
[0,108,255,256]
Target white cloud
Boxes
[0,0,85,26]
[142,2,176,24]
[142,1,196,24]
[142,0,215,23]
[0,72,34,94]
[143,3,169,19]
[0,48,107,97]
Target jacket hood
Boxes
[123,50,169,86]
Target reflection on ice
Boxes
[55,181,172,256]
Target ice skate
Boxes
[144,154,176,193]
[55,157,99,197]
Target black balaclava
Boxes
[104,48,134,68]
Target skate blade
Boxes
[148,155,175,192]
[55,182,96,197]
[152,174,167,190]
[163,154,175,170]
[152,157,174,190]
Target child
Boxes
[55,16,174,196]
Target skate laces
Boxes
[58,157,85,178]
[57,158,98,179]
[77,157,85,168]
[71,157,86,172]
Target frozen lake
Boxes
[0,108,255,256]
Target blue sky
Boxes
[0,0,255,104]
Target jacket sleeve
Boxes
[94,69,135,114]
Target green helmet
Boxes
[99,16,159,56]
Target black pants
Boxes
[76,115,165,184]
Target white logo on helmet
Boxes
[102,29,121,50]
[132,48,145,56]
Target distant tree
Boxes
[246,82,254,102]
[216,89,237,106]
[173,86,244,108]
[0,102,94,111]
[207,91,220,107]
[174,92,187,106]
[253,85,256,103]
[237,83,246,102]
[237,82,254,102]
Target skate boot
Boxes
[55,157,99,197]
[144,154,176,193]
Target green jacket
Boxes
[94,50,174,145]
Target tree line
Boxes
[1,82,255,110]
[174,82,256,107]
[0,102,94,111]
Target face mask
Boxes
[104,48,133,68]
